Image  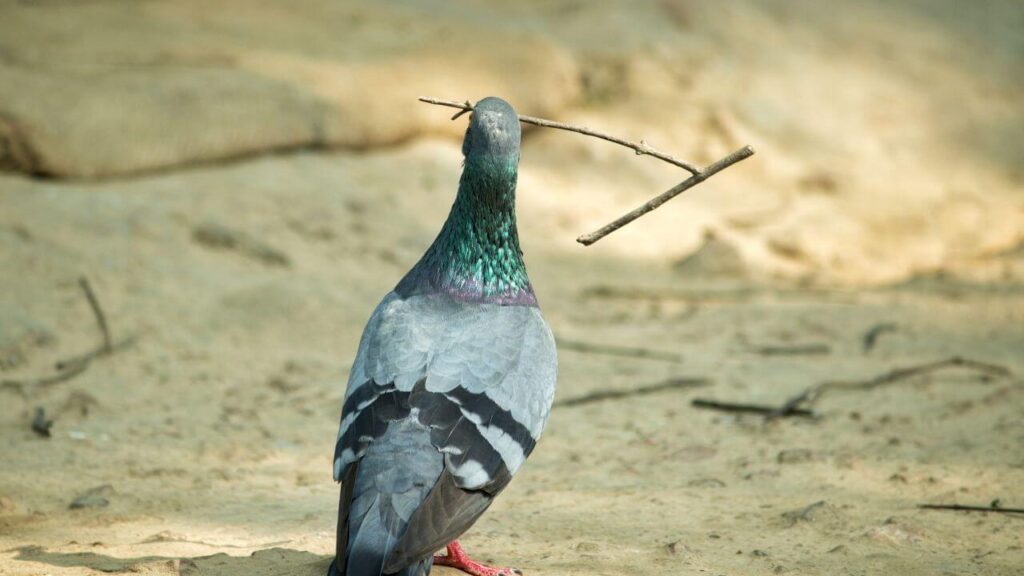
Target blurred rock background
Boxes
[2,0,1021,283]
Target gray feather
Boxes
[333,291,556,573]
[385,469,502,572]
[339,417,442,576]
[336,292,557,487]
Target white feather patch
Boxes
[448,457,491,489]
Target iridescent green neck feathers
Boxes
[397,97,534,306]
[396,152,535,306]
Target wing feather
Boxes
[334,292,557,568]
[384,469,507,573]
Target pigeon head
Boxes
[395,96,535,306]
[462,97,521,159]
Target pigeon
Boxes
[329,97,558,576]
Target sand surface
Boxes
[2,1,1023,575]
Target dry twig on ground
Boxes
[1,277,134,395]
[752,343,831,356]
[556,337,684,363]
[419,97,755,245]
[555,377,710,408]
[862,322,898,353]
[691,398,817,418]
[766,356,1011,421]
[918,503,1024,515]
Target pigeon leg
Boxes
[433,541,521,576]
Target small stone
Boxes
[59,391,101,417]
[70,485,114,509]
[573,541,600,553]
[192,222,291,268]
[674,231,748,278]
[673,444,718,462]
[864,519,924,544]
[777,449,814,464]
[31,407,53,438]
[687,477,726,488]
[752,549,769,557]
[782,500,827,525]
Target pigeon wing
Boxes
[333,293,557,568]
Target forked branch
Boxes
[1,277,134,395]
[766,356,1011,420]
[418,97,755,245]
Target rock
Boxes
[777,448,815,464]
[864,518,924,545]
[673,444,718,462]
[57,391,101,418]
[687,477,726,488]
[0,2,579,178]
[574,541,601,553]
[674,231,748,278]
[30,407,52,438]
[781,500,827,525]
[192,222,291,267]
[69,484,114,509]
[827,544,847,554]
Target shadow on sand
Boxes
[10,545,330,575]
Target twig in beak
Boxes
[418,96,755,245]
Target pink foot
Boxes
[433,541,521,576]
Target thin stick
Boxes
[766,356,1012,420]
[418,96,755,246]
[418,97,702,175]
[576,145,755,246]
[918,504,1024,515]
[53,336,135,373]
[691,398,816,418]
[2,360,89,394]
[54,277,118,371]
[555,377,710,408]
[556,337,684,363]
[79,277,111,352]
[0,278,133,394]
[752,344,831,356]
[862,322,897,353]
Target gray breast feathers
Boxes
[333,292,557,492]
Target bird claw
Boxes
[433,558,521,576]
[432,541,522,576]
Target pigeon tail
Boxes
[336,416,443,576]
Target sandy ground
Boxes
[2,1,1024,575]
[2,141,1022,575]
